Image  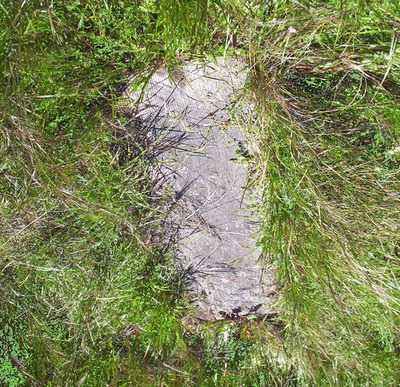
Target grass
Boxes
[243,2,400,384]
[0,0,399,385]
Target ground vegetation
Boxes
[0,1,399,385]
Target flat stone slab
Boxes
[128,58,276,320]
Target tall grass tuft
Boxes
[243,0,400,384]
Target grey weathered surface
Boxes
[128,58,276,320]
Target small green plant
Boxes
[0,325,30,386]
